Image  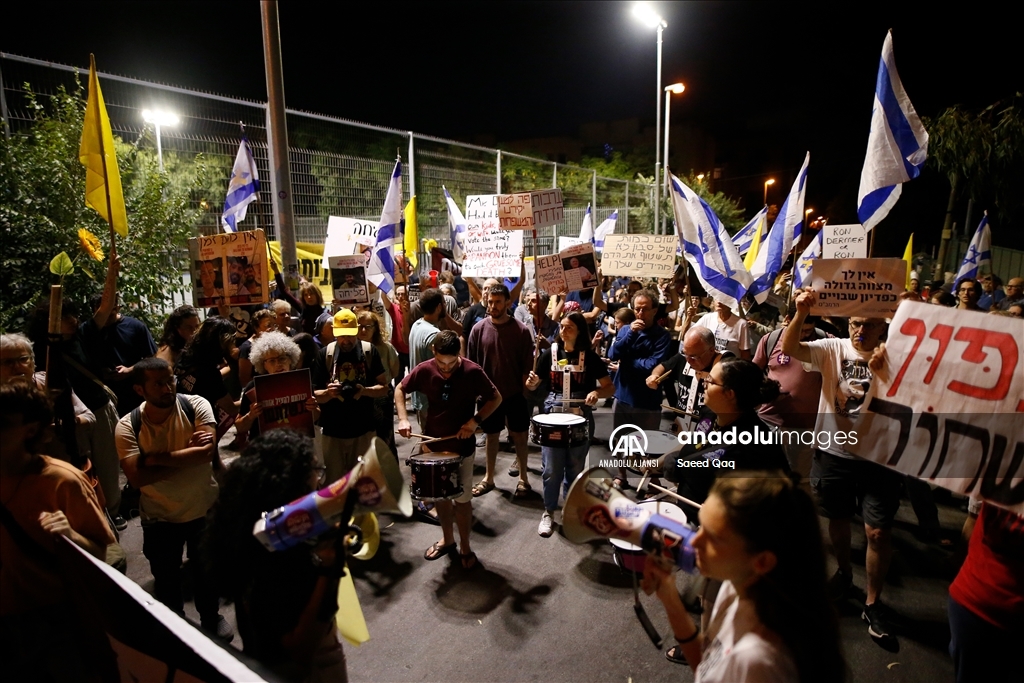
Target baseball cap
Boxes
[332,309,358,336]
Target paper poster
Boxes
[822,224,868,259]
[253,369,315,438]
[462,193,524,277]
[328,254,370,306]
[536,243,600,294]
[188,229,268,307]
[559,236,585,252]
[809,258,906,317]
[846,302,1024,513]
[600,234,677,279]
[496,189,564,230]
[523,256,535,287]
[322,216,379,268]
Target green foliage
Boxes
[629,171,746,235]
[0,82,209,335]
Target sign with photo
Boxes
[188,229,268,307]
[253,369,315,438]
[322,216,379,268]
[536,243,599,294]
[328,254,370,306]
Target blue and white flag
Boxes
[857,30,929,232]
[670,174,752,313]
[443,186,467,263]
[954,213,992,289]
[749,152,810,303]
[367,160,403,294]
[793,230,823,289]
[732,207,768,257]
[578,204,594,244]
[221,138,260,233]
[594,210,618,251]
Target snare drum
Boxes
[610,500,689,574]
[531,413,589,447]
[407,452,463,501]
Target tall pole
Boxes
[662,88,671,235]
[496,150,502,193]
[654,23,663,235]
[155,123,164,172]
[261,0,298,290]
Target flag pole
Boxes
[532,227,543,373]
[90,54,118,247]
[868,226,876,258]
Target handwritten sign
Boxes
[847,302,1024,513]
[328,254,369,306]
[536,243,599,294]
[462,226,524,278]
[600,234,677,279]
[823,224,867,259]
[322,216,379,268]
[559,236,585,252]
[496,189,564,230]
[188,229,268,307]
[810,258,906,317]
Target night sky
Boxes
[4,1,1020,256]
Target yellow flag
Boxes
[902,233,914,289]
[335,571,370,646]
[403,196,418,269]
[743,214,765,271]
[79,54,128,238]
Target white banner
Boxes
[810,258,905,318]
[600,234,677,279]
[822,224,868,259]
[322,216,379,267]
[848,302,1024,513]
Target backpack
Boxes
[129,394,196,453]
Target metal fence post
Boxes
[624,181,629,233]
[496,150,502,193]
[0,61,10,140]
[592,171,597,222]
[407,131,416,197]
[552,163,557,189]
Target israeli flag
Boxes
[578,204,594,244]
[748,153,810,303]
[443,186,467,263]
[367,160,403,294]
[670,174,752,313]
[594,210,618,251]
[793,230,823,289]
[954,213,992,289]
[857,31,928,231]
[221,138,260,233]
[732,207,768,257]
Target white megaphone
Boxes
[253,437,412,552]
[562,468,697,573]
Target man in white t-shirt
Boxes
[781,289,902,646]
[114,357,233,643]
[693,301,752,360]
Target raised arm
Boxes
[93,248,120,327]
[781,289,815,363]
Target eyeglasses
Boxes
[848,321,881,329]
[703,376,725,387]
[684,348,712,362]
[357,324,375,330]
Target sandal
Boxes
[513,481,532,499]
[424,540,456,561]
[472,481,495,497]
[415,501,440,526]
[665,645,687,665]
[459,551,479,570]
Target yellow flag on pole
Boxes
[403,196,418,269]
[742,213,765,271]
[902,233,914,289]
[79,54,128,238]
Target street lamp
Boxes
[632,2,667,233]
[763,178,775,205]
[662,82,685,232]
[142,109,180,172]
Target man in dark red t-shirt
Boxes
[397,331,501,570]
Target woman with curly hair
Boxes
[356,310,399,455]
[205,430,346,682]
[156,305,201,366]
[175,317,240,440]
[234,331,319,440]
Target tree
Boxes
[1,83,209,334]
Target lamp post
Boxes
[662,82,685,233]
[632,3,667,233]
[763,178,775,205]
[142,109,179,172]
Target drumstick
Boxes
[646,483,703,509]
[418,433,462,445]
[652,370,673,385]
[661,403,701,418]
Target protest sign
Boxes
[536,243,600,294]
[846,302,1024,513]
[600,234,677,279]
[559,236,585,252]
[253,369,315,438]
[189,229,268,307]
[809,258,905,317]
[322,216,379,267]
[328,254,370,306]
[269,241,333,305]
[496,189,564,230]
[822,224,868,259]
[524,256,535,287]
[462,193,524,277]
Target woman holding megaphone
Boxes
[642,474,845,682]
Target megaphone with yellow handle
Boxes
[563,468,698,573]
[349,512,379,561]
[253,437,412,552]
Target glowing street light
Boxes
[142,108,180,172]
[662,82,685,232]
[763,178,775,205]
[632,2,668,233]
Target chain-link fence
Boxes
[2,52,653,262]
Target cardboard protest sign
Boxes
[847,302,1024,513]
[822,224,868,259]
[189,229,268,307]
[253,369,315,438]
[462,195,524,277]
[328,254,370,306]
[810,258,906,317]
[559,236,585,252]
[322,216,379,268]
[496,189,564,230]
[600,234,677,279]
[537,243,600,294]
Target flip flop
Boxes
[472,481,495,497]
[459,552,479,570]
[513,481,532,499]
[665,645,688,665]
[424,541,456,561]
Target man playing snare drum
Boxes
[396,331,501,570]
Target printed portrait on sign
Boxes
[195,258,223,306]
[562,252,598,290]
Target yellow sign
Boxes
[267,241,333,303]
